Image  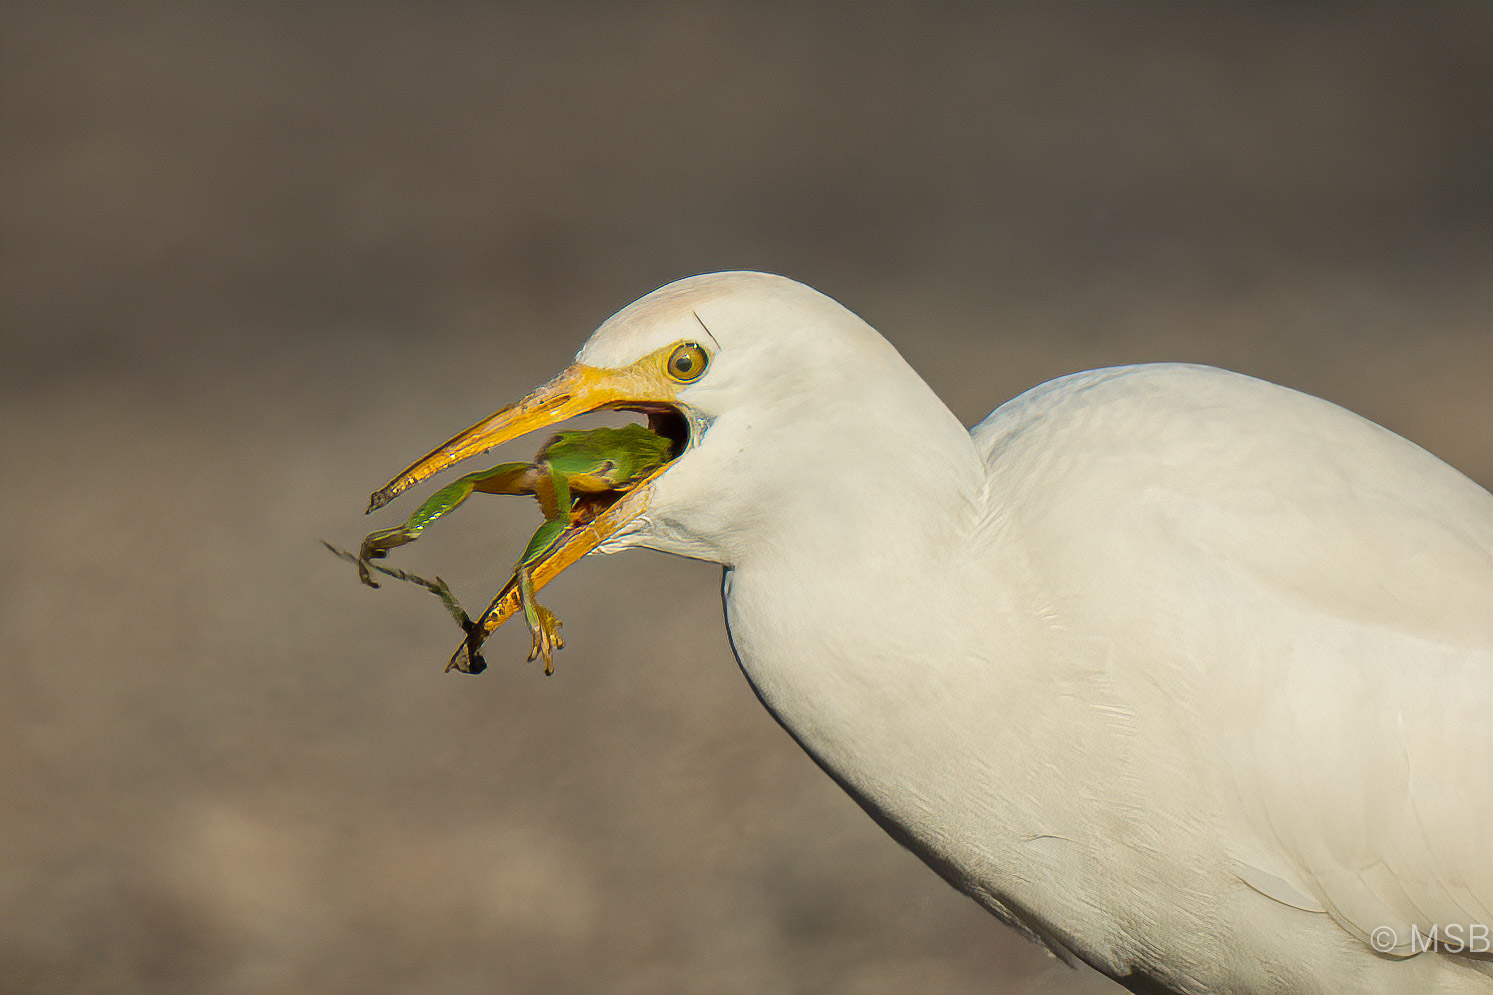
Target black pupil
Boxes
[675,354,692,372]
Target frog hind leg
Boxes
[515,517,568,674]
[357,461,535,587]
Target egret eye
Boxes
[666,342,709,383]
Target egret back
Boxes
[969,363,1492,988]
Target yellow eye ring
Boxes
[666,342,709,383]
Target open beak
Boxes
[365,357,688,651]
[366,363,672,512]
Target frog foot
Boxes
[526,604,565,675]
[357,526,411,587]
[445,630,489,675]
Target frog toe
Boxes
[528,605,565,675]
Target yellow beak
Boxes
[367,363,662,512]
[364,354,686,658]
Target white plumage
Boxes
[416,272,1493,993]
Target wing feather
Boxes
[971,364,1492,962]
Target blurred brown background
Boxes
[2,5,1488,994]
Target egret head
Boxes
[367,271,965,576]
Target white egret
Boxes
[369,272,1492,994]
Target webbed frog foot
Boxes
[527,604,565,675]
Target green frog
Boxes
[356,422,674,673]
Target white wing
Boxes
[971,363,1492,975]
